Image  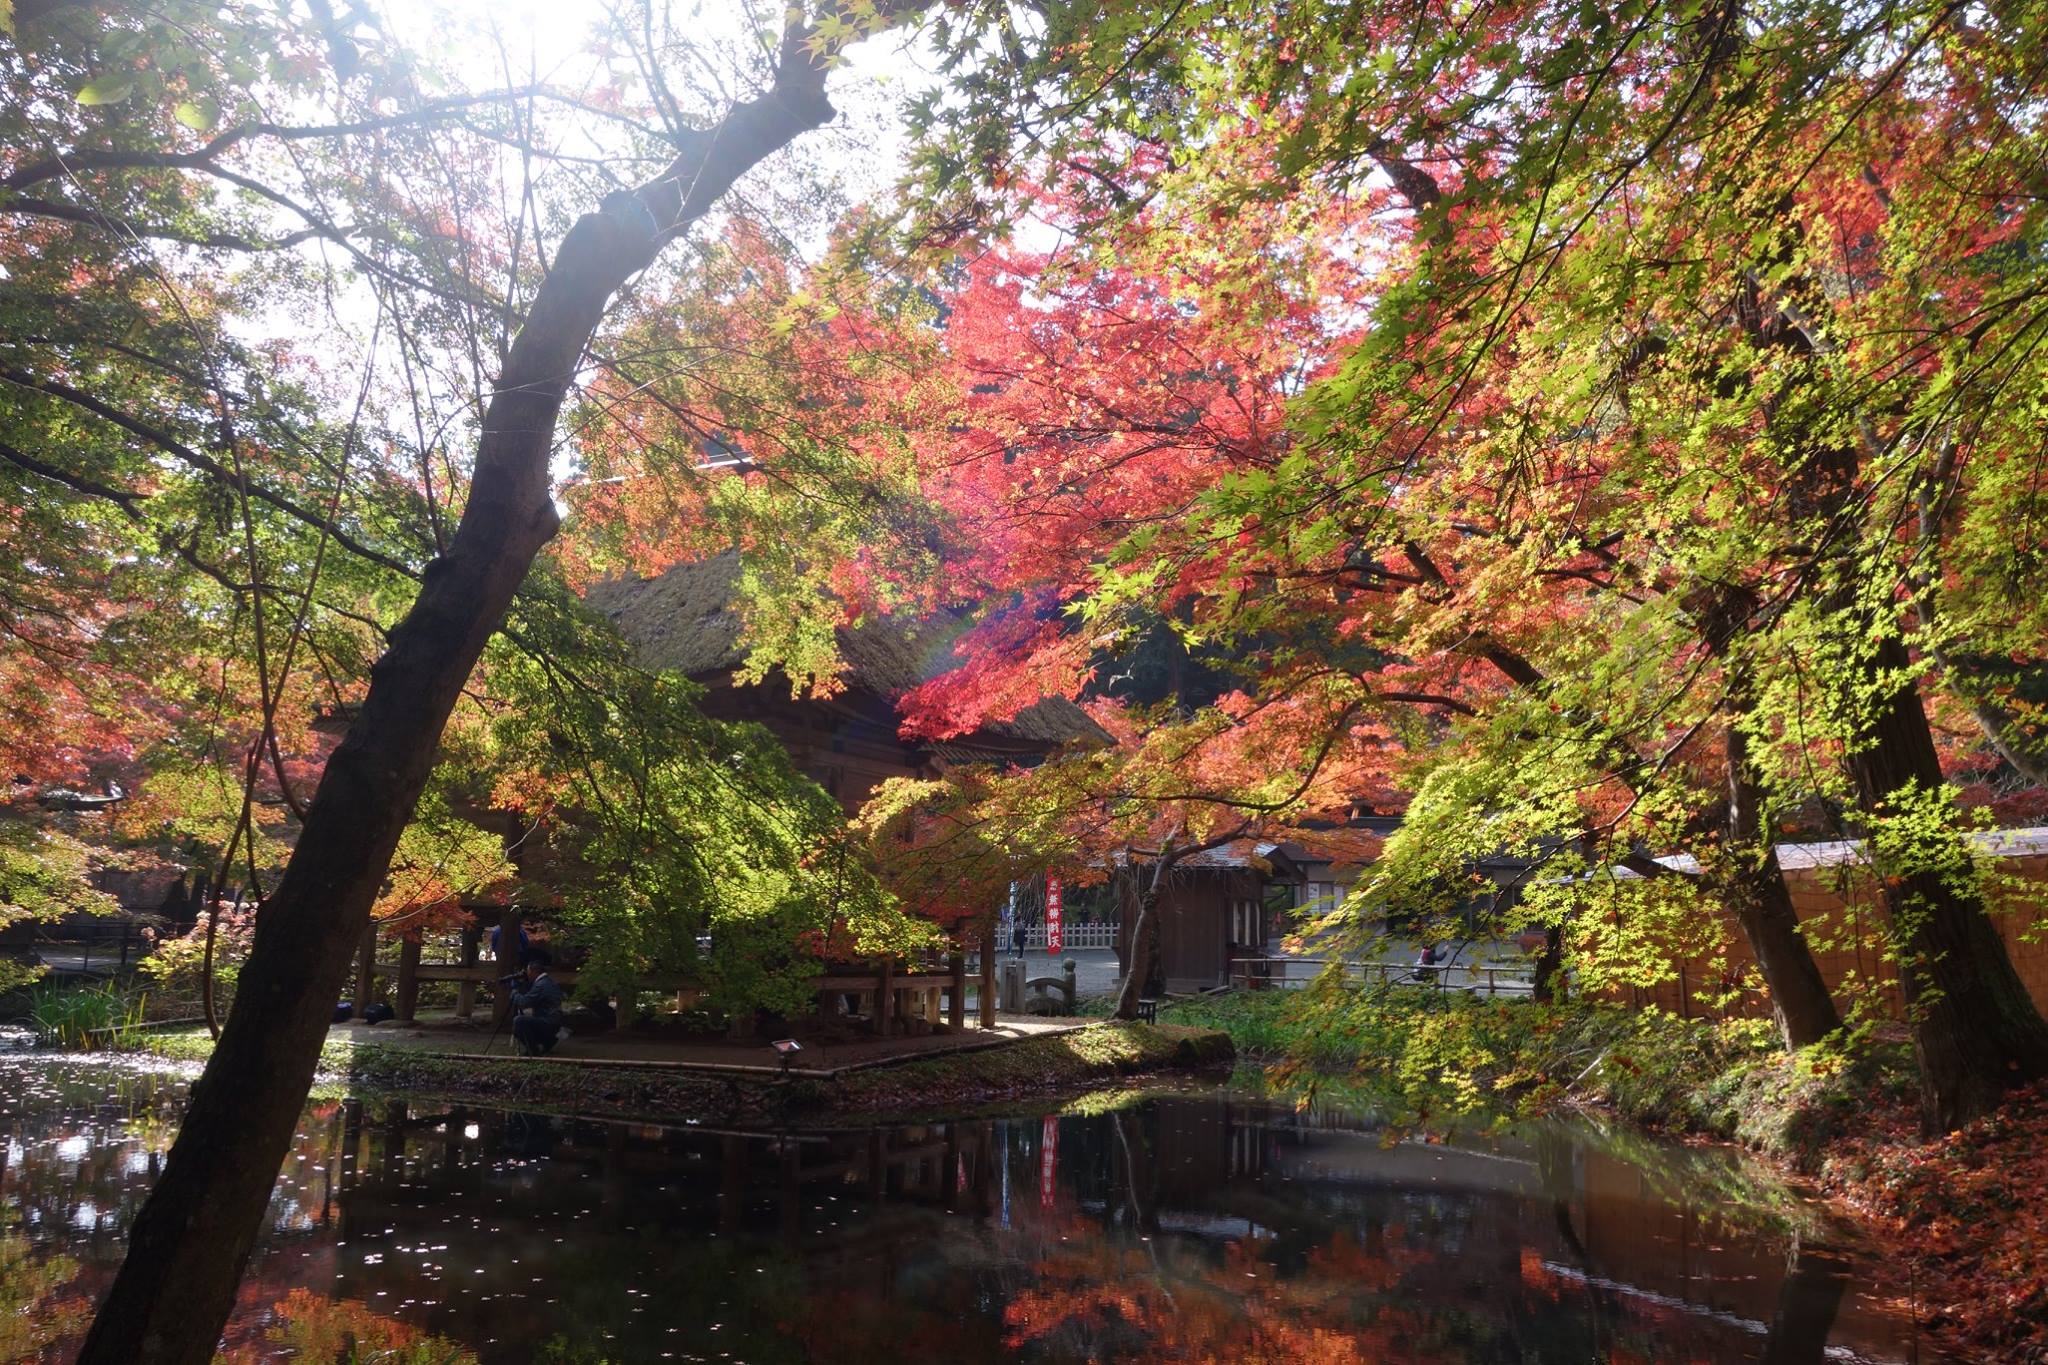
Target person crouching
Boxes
[509,948,565,1056]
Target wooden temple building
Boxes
[586,552,1106,813]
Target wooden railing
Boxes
[357,938,972,1037]
[5,919,155,977]
[1228,956,1535,998]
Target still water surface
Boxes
[2,1055,1929,1363]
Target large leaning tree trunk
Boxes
[1766,286,2048,1125]
[78,23,884,1364]
[1726,204,2047,1120]
[1418,541,1840,1047]
[1716,729,1842,1049]
[1848,630,2048,1132]
[1701,592,1842,1050]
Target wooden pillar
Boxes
[395,937,422,1021]
[379,1100,407,1186]
[455,922,481,1019]
[974,1121,994,1219]
[875,958,894,1036]
[352,924,378,1012]
[979,919,997,1029]
[949,951,966,1031]
[338,1099,363,1195]
[601,1122,629,1226]
[719,1135,746,1235]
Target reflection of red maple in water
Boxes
[216,1289,478,1364]
[787,1287,1003,1361]
[1000,1229,1443,1364]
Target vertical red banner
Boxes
[1040,1114,1058,1208]
[1045,875,1063,955]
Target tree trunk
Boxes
[1720,851,1841,1049]
[1727,206,2046,1120]
[1113,887,1161,1019]
[1692,589,1842,1050]
[352,921,378,1011]
[1719,720,1842,1050]
[77,34,853,1365]
[1114,854,1177,1019]
[1760,1236,1849,1365]
[1847,633,2048,1131]
[1531,924,1565,1004]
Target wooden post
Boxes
[490,907,516,1027]
[979,919,997,1029]
[352,924,377,1012]
[454,922,481,1019]
[876,958,894,1036]
[395,937,422,1022]
[779,1139,801,1243]
[974,1122,994,1218]
[944,1123,961,1212]
[948,952,966,1032]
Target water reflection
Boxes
[0,1059,1925,1363]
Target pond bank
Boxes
[126,1019,1236,1125]
[1159,987,2046,1362]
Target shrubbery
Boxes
[1162,985,1915,1164]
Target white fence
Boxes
[1228,956,1535,997]
[994,921,1117,953]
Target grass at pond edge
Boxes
[124,1020,1235,1125]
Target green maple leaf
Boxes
[76,77,135,106]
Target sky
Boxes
[236,1,966,504]
[384,0,941,226]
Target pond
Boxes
[2,1055,1931,1363]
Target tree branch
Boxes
[0,368,420,582]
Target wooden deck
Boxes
[324,1010,1089,1080]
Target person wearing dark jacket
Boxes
[509,949,566,1056]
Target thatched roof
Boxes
[585,553,1107,750]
